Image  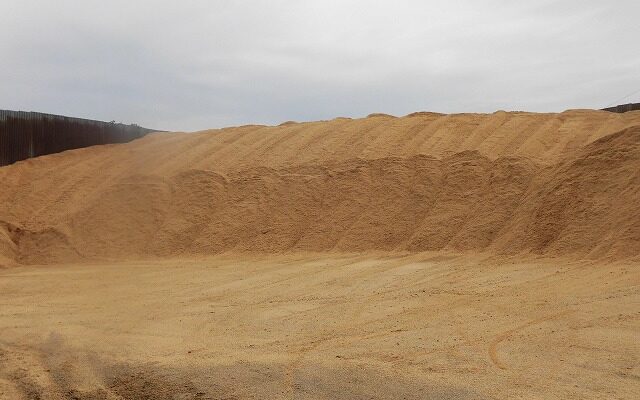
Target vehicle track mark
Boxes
[489,310,572,370]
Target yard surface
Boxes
[0,254,638,399]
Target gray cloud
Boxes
[0,0,638,131]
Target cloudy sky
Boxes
[0,1,638,131]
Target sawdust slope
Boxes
[0,223,16,267]
[1,110,639,265]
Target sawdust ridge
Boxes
[1,111,640,265]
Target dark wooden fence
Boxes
[0,110,157,167]
[602,103,640,113]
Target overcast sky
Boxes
[0,1,639,131]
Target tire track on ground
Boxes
[488,310,573,370]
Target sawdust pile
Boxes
[1,110,640,266]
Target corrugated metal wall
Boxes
[602,103,640,113]
[0,110,157,166]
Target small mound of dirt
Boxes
[366,113,397,118]
[278,120,297,126]
[405,111,446,118]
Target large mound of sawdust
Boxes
[1,110,640,265]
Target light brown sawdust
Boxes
[1,109,640,399]
[0,255,638,399]
[1,110,640,265]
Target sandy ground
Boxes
[0,253,638,399]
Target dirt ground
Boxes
[0,253,638,399]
